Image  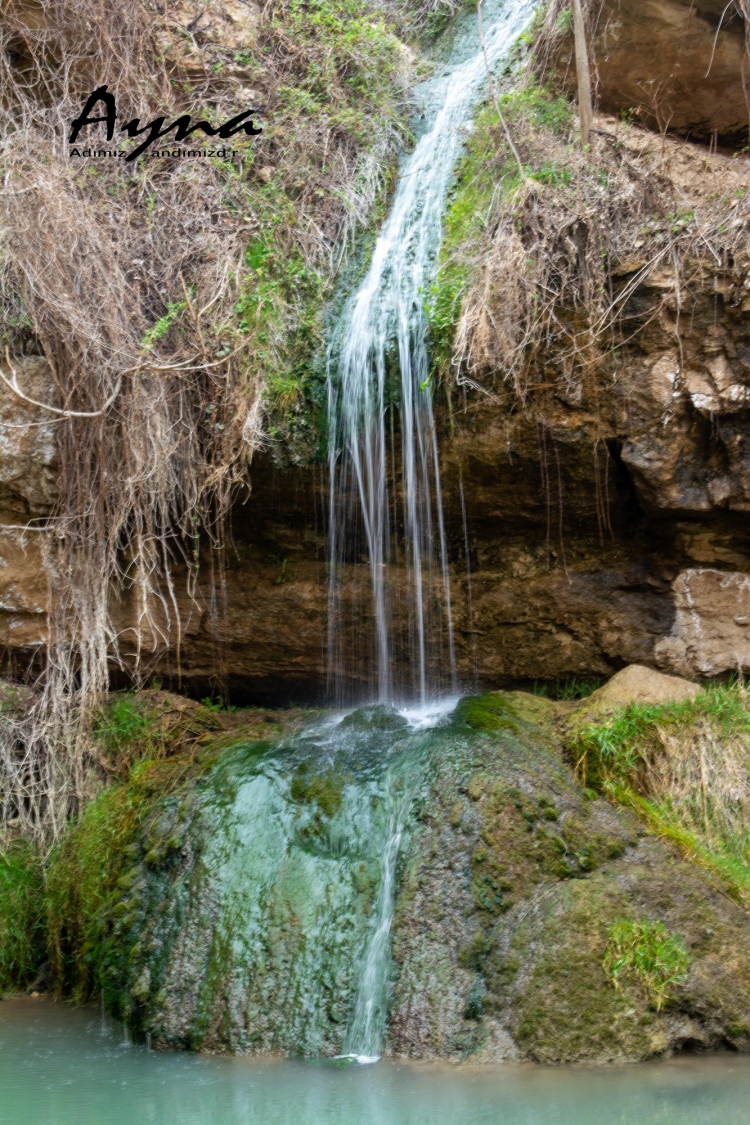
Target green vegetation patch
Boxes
[290,764,346,818]
[45,754,202,1007]
[603,918,689,1012]
[236,0,413,459]
[428,82,573,373]
[456,692,522,732]
[569,681,750,904]
[0,840,46,993]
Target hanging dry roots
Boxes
[0,0,410,844]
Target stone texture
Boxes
[388,692,750,1063]
[557,0,750,144]
[655,568,750,675]
[0,356,59,514]
[0,356,57,656]
[0,132,749,697]
[579,663,702,709]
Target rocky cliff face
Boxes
[1,8,750,702]
[3,172,750,700]
[553,0,750,145]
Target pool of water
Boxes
[2,998,750,1125]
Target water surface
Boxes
[2,997,750,1125]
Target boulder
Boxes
[580,663,702,708]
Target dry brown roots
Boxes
[449,100,750,417]
[0,0,409,843]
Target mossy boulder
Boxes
[388,690,750,1062]
[17,685,750,1064]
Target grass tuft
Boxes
[0,840,46,993]
[603,918,689,1012]
[571,681,750,903]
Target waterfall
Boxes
[327,0,535,706]
[340,771,412,1062]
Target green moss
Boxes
[0,841,45,992]
[507,881,656,1062]
[290,766,346,818]
[228,0,413,459]
[456,692,521,733]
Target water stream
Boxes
[323,0,535,1059]
[326,0,535,706]
[124,703,456,1061]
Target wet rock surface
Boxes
[1,129,749,697]
[46,686,750,1063]
[388,691,750,1062]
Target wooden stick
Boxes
[571,0,594,148]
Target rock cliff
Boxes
[552,0,750,145]
[1,3,749,702]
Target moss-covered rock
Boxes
[387,690,750,1062]
[10,686,750,1064]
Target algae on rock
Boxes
[13,681,750,1065]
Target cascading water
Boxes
[327,0,535,707]
[124,1,536,1069]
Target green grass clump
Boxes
[95,696,160,761]
[571,681,750,903]
[0,841,46,992]
[533,678,602,701]
[603,919,689,1012]
[572,682,750,793]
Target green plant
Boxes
[529,161,573,186]
[139,299,188,349]
[93,696,162,774]
[275,559,294,585]
[0,841,46,992]
[555,6,573,36]
[603,918,689,1011]
[554,678,601,701]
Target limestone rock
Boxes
[655,568,750,676]
[579,664,701,710]
[389,693,750,1063]
[0,356,59,514]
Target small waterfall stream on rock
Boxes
[323,0,534,1060]
[327,0,535,707]
[115,0,537,1070]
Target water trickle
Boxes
[127,706,454,1059]
[327,0,536,706]
[340,771,412,1063]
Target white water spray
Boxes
[327,0,535,706]
[326,0,535,1061]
